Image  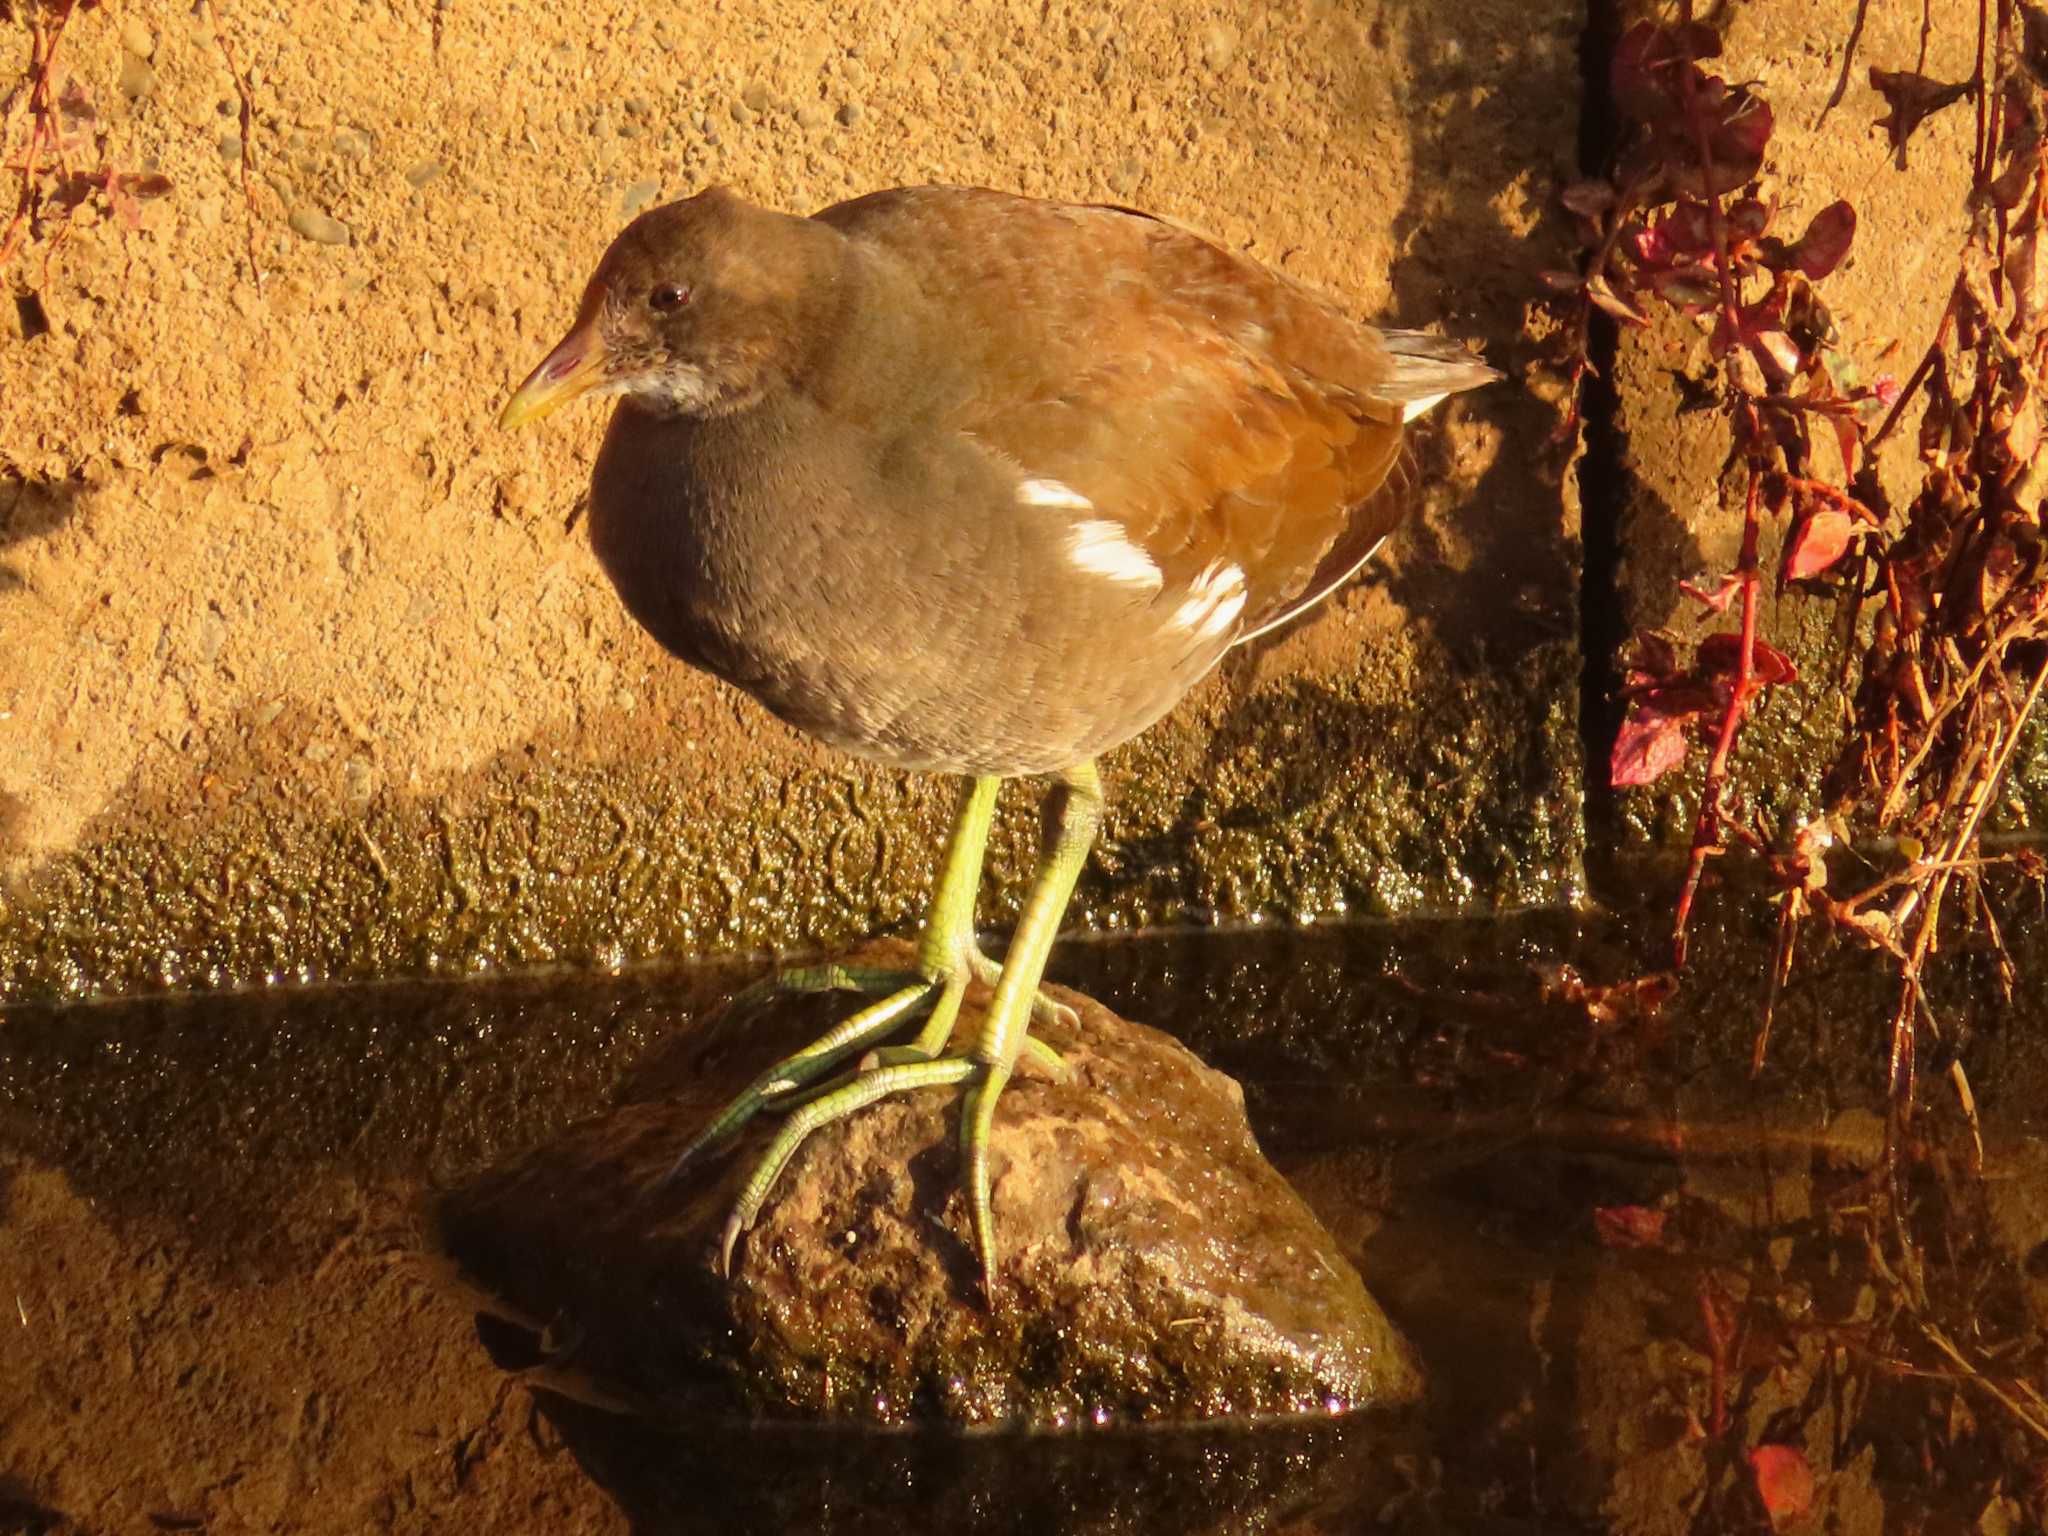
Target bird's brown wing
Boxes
[817,186,1491,632]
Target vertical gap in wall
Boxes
[1576,0,1629,899]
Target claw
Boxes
[961,1061,1011,1301]
[718,1209,747,1277]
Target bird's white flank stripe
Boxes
[1018,477,1095,510]
[1199,586,1248,637]
[1401,393,1447,423]
[1170,560,1247,636]
[1068,520,1162,589]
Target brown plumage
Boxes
[506,184,1495,777]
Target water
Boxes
[1,902,2044,1533]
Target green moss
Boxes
[0,639,1584,1003]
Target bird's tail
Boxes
[1376,328,1502,413]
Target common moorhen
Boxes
[500,184,1497,1298]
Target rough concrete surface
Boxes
[0,0,1586,1003]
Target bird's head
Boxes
[499,186,819,428]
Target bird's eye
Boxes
[649,283,691,312]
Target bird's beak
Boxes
[499,285,610,429]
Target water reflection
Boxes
[1,904,2044,1532]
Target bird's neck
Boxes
[784,237,963,427]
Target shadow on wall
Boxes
[0,620,1580,1001]
[0,472,87,594]
[1370,0,1582,667]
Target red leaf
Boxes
[1611,708,1692,787]
[1586,273,1650,326]
[1728,196,1771,241]
[1624,631,1682,682]
[1671,86,1774,197]
[1783,507,1857,583]
[1749,327,1804,379]
[1594,1205,1669,1248]
[1645,201,1716,260]
[115,171,174,200]
[1610,22,1717,123]
[1788,200,1856,279]
[1748,1444,1815,1525]
[1754,640,1798,685]
[1698,632,1798,685]
[1987,154,2036,210]
[1561,180,1617,217]
[1681,572,1745,611]
[1870,69,1974,156]
[1648,265,1720,310]
[1832,410,1859,479]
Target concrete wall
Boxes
[0,0,1586,1001]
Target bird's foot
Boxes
[680,766,1103,1306]
[655,952,1067,1190]
[714,996,1062,1294]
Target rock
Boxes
[403,159,444,188]
[342,757,375,807]
[836,100,863,127]
[1200,23,1238,71]
[120,17,156,58]
[620,178,661,217]
[288,209,352,246]
[118,53,158,101]
[435,943,1420,1429]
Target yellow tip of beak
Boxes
[499,320,607,430]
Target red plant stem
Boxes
[1976,0,1994,186]
[1993,2,2013,302]
[0,0,80,279]
[204,1,264,286]
[1676,59,1747,354]
[1675,443,1766,966]
[1868,285,1962,453]
[1699,1284,1733,1436]
[1783,476,1881,522]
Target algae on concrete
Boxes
[0,639,1584,1003]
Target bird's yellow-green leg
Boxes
[662,776,1063,1187]
[961,762,1103,1296]
[712,778,1076,1043]
[717,765,1102,1292]
[659,776,998,1185]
